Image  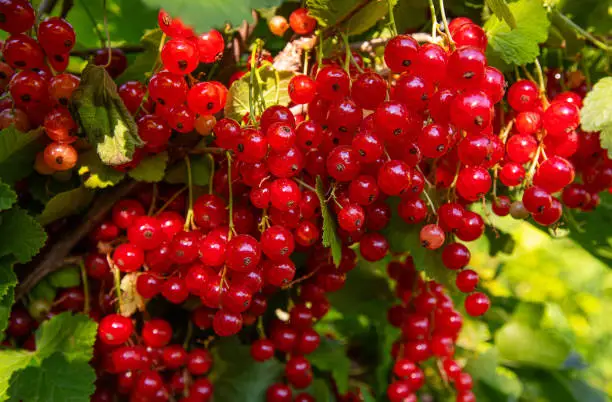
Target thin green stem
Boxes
[438,0,454,49]
[79,0,105,47]
[341,33,351,72]
[226,152,236,238]
[79,259,90,315]
[274,68,281,104]
[183,156,195,231]
[428,0,438,38]
[154,186,188,216]
[147,183,157,215]
[316,30,324,68]
[294,177,317,193]
[554,10,610,52]
[248,46,258,125]
[102,0,112,68]
[387,0,398,36]
[207,154,215,195]
[533,58,547,99]
[183,321,193,349]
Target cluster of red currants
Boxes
[386,258,476,402]
[0,0,85,172]
[267,7,318,37]
[92,314,214,402]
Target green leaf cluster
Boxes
[314,177,342,267]
[580,77,612,157]
[307,0,396,36]
[72,64,143,166]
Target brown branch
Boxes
[60,0,75,19]
[15,180,140,301]
[70,45,146,58]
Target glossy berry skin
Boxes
[456,166,491,201]
[399,198,428,224]
[136,273,162,299]
[266,383,292,402]
[418,123,451,158]
[500,162,525,186]
[98,314,133,345]
[0,0,35,34]
[170,231,201,264]
[187,81,228,115]
[251,339,275,361]
[533,156,574,193]
[289,75,316,105]
[127,216,164,250]
[387,381,411,402]
[2,34,44,69]
[148,71,187,106]
[112,199,145,229]
[187,348,213,375]
[351,71,387,110]
[415,43,448,83]
[447,47,486,90]
[193,194,227,231]
[315,66,350,101]
[142,319,172,348]
[37,17,75,54]
[269,15,289,36]
[326,146,361,182]
[289,7,316,35]
[137,115,172,151]
[213,309,243,337]
[352,132,384,163]
[507,80,540,111]
[420,224,445,250]
[522,186,553,213]
[465,292,490,316]
[533,197,563,226]
[456,211,485,242]
[394,73,433,111]
[450,90,493,132]
[93,48,128,78]
[442,243,471,270]
[492,196,511,216]
[543,101,580,136]
[226,234,261,272]
[378,160,411,196]
[161,38,199,74]
[113,243,144,272]
[196,29,224,63]
[456,269,479,293]
[452,23,487,51]
[360,232,389,262]
[384,35,419,72]
[285,356,313,389]
[349,175,379,205]
[162,277,189,304]
[338,203,365,232]
[261,225,295,261]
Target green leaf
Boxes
[7,353,95,402]
[211,337,284,401]
[309,338,351,394]
[0,208,47,264]
[464,348,523,398]
[164,155,211,187]
[0,350,32,401]
[484,0,550,66]
[315,176,342,267]
[72,64,143,166]
[485,0,517,29]
[393,0,428,34]
[0,127,43,185]
[78,149,125,189]
[47,265,81,289]
[140,0,284,33]
[580,77,612,157]
[485,226,516,256]
[117,29,164,84]
[0,259,17,342]
[382,198,454,287]
[128,151,168,182]
[0,181,16,212]
[37,187,94,226]
[225,65,295,122]
[494,302,572,369]
[307,0,396,36]
[35,312,98,363]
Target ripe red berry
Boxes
[315,66,350,101]
[289,75,316,105]
[196,29,224,63]
[289,8,316,35]
[213,309,243,336]
[142,319,172,348]
[456,269,479,293]
[384,35,419,72]
[465,292,490,316]
[98,314,133,345]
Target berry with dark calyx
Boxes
[93,48,128,78]
[289,75,316,105]
[315,66,350,101]
[98,314,133,345]
[447,46,486,90]
[351,71,387,110]
[289,8,316,35]
[269,15,289,36]
[0,0,35,34]
[384,35,419,72]
[37,17,75,54]
[507,79,540,111]
[187,81,228,115]
[161,38,199,74]
[196,29,224,63]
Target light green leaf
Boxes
[0,350,33,401]
[225,65,295,122]
[484,0,550,66]
[494,303,572,369]
[315,176,342,267]
[485,0,517,29]
[47,266,81,289]
[117,29,164,84]
[211,337,284,402]
[464,348,523,398]
[0,208,47,264]
[0,181,16,212]
[35,312,98,363]
[140,0,284,33]
[309,338,351,394]
[164,155,211,187]
[7,353,95,402]
[0,258,17,342]
[73,64,143,166]
[37,187,94,226]
[78,149,125,189]
[307,0,396,36]
[580,77,612,157]
[0,127,43,185]
[129,151,168,182]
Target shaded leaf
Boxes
[315,176,342,267]
[0,127,43,185]
[225,65,295,122]
[580,77,612,157]
[309,338,351,394]
[117,29,164,84]
[0,181,16,212]
[465,348,523,398]
[485,0,516,29]
[128,151,168,182]
[78,149,125,189]
[37,187,94,226]
[0,208,47,264]
[485,226,516,256]
[307,0,396,36]
[164,155,211,187]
